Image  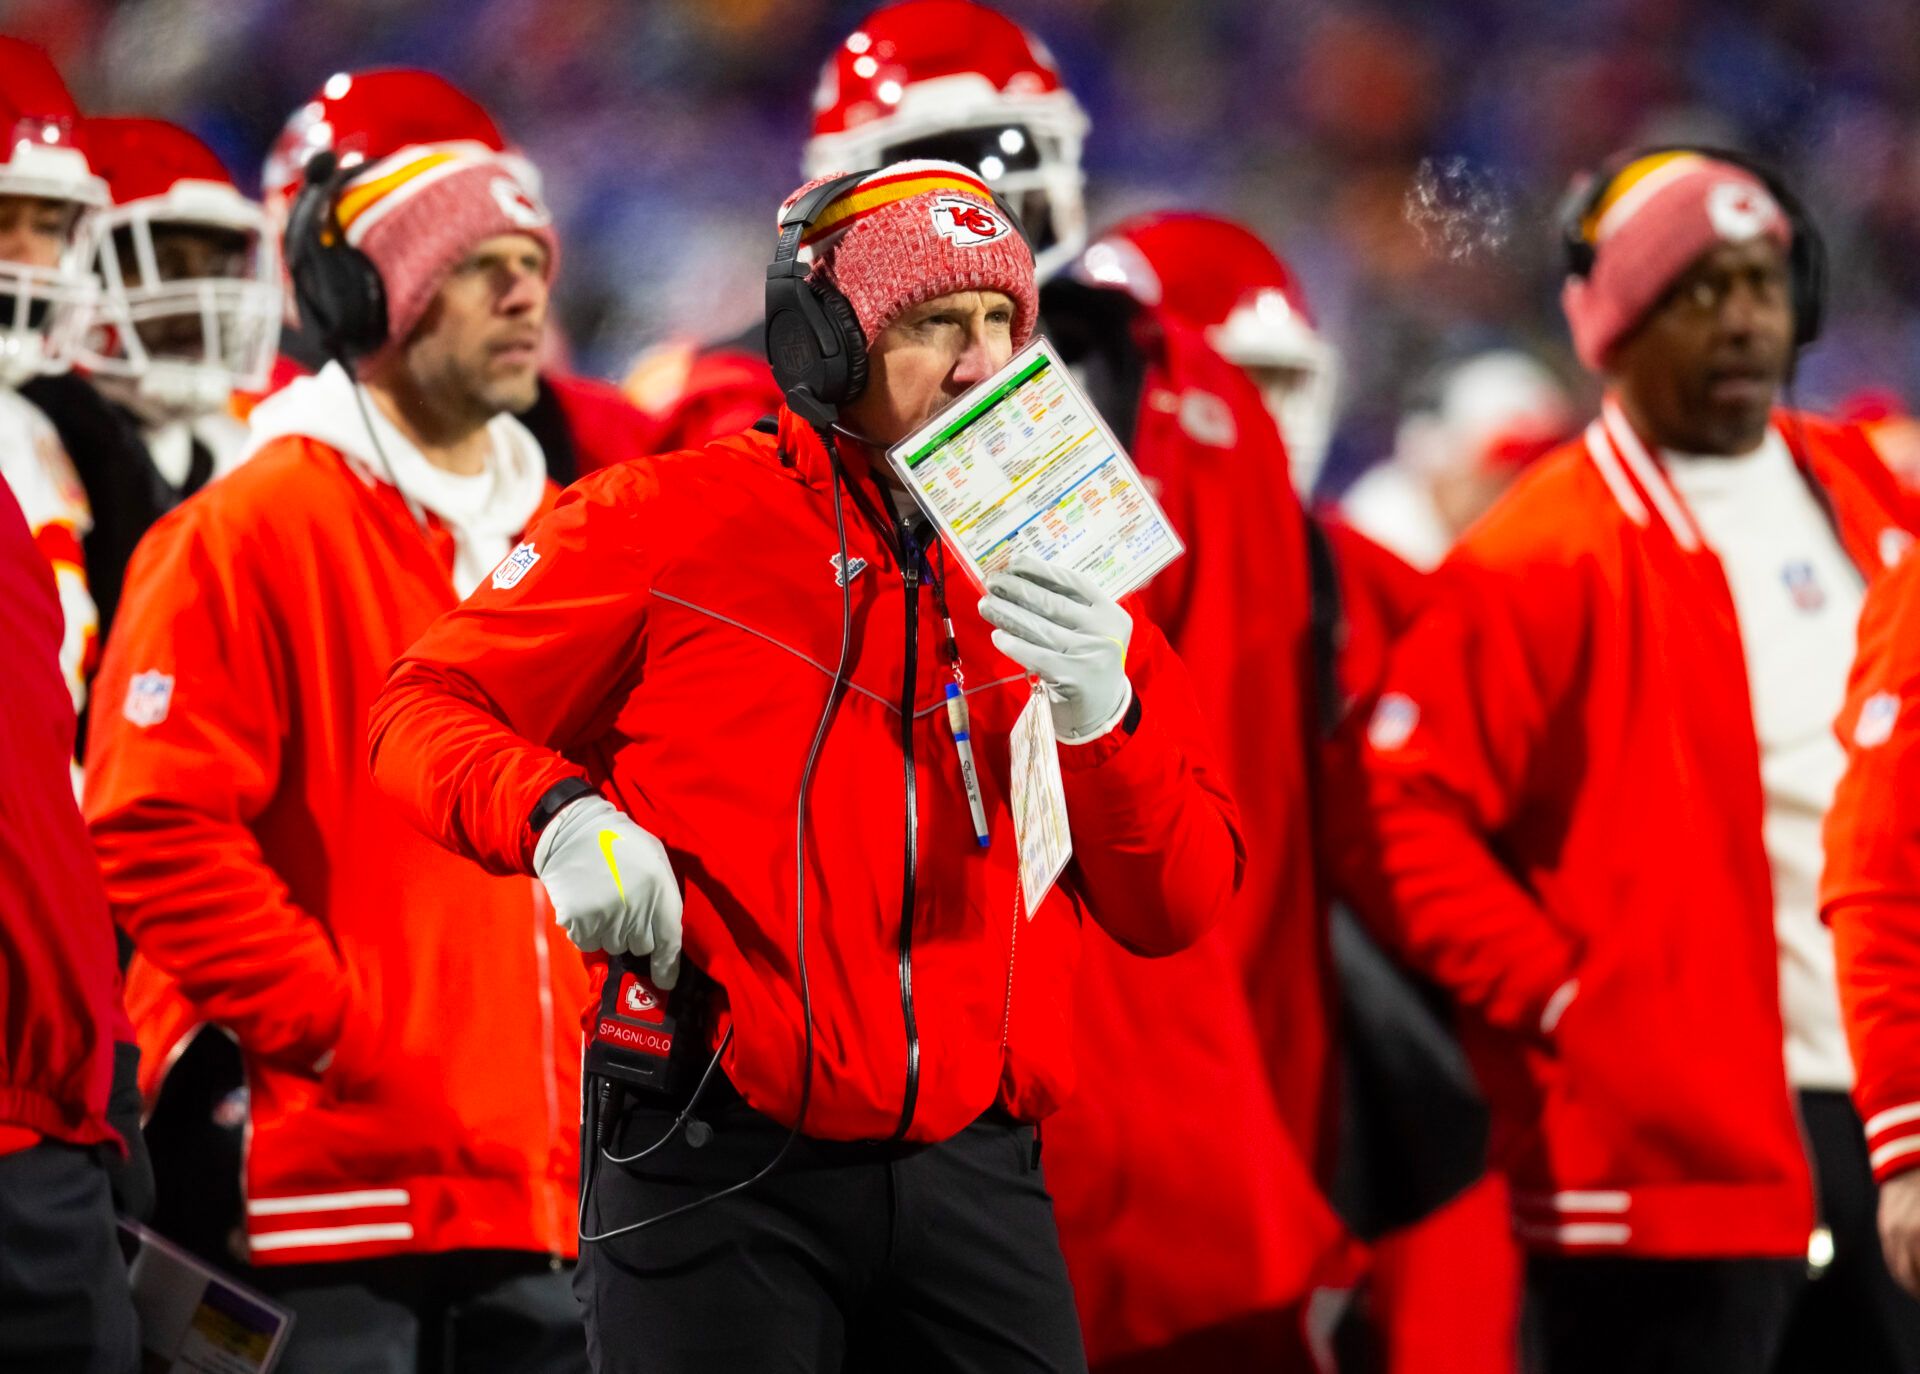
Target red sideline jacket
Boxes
[1823,547,1920,1183]
[0,481,126,1151]
[1358,402,1917,1258]
[368,407,1244,1146]
[86,439,587,1266]
[626,330,1355,1359]
[1043,318,1354,1362]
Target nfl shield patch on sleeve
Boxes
[123,670,175,728]
[492,541,540,590]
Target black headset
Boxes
[764,169,1033,429]
[1557,144,1826,349]
[284,149,391,363]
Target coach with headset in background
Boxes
[366,159,1244,1373]
[83,143,589,1373]
[1341,147,1920,1370]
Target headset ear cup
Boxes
[284,164,390,363]
[336,243,389,359]
[1777,189,1825,349]
[1794,230,1825,348]
[815,284,867,404]
[285,182,337,342]
[1555,170,1606,279]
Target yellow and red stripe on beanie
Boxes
[799,162,999,252]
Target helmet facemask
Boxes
[806,84,1089,282]
[0,187,102,385]
[82,198,281,419]
[1210,290,1342,497]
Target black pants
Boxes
[143,1024,246,1273]
[1525,1090,1920,1373]
[0,1141,139,1374]
[251,1250,588,1374]
[574,1074,1088,1374]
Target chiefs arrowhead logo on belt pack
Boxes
[615,971,667,1025]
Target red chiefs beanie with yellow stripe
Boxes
[783,160,1037,349]
[1561,151,1792,372]
[337,143,559,374]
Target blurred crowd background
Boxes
[22,0,1920,492]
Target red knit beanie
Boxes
[1561,152,1792,372]
[337,144,560,374]
[782,160,1038,349]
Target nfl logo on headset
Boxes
[122,670,175,728]
[492,541,540,591]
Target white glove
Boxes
[978,553,1134,743]
[534,796,684,988]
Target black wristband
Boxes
[529,777,596,838]
[1120,689,1143,737]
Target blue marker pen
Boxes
[945,682,991,847]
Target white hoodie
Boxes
[244,362,548,596]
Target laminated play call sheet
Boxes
[886,337,1183,599]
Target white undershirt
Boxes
[1665,429,1860,1090]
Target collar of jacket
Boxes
[774,404,841,492]
[763,403,917,570]
[1584,394,1822,551]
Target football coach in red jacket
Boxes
[1355,148,1920,1372]
[0,481,139,1373]
[368,159,1244,1374]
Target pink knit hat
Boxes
[336,143,560,374]
[1561,152,1792,372]
[783,160,1038,349]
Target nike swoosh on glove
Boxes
[534,796,685,988]
[978,552,1134,743]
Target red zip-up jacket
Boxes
[85,437,586,1265]
[622,328,1348,1361]
[0,480,125,1152]
[1359,402,1917,1258]
[1823,547,1920,1183]
[367,407,1244,1145]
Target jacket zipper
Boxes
[1001,883,1021,1050]
[892,521,923,1139]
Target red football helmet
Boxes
[261,68,538,328]
[1077,211,1340,493]
[80,118,280,416]
[805,1,1088,280]
[0,38,107,383]
[261,67,538,231]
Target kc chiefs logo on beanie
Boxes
[335,143,560,374]
[782,160,1038,349]
[1561,151,1792,372]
